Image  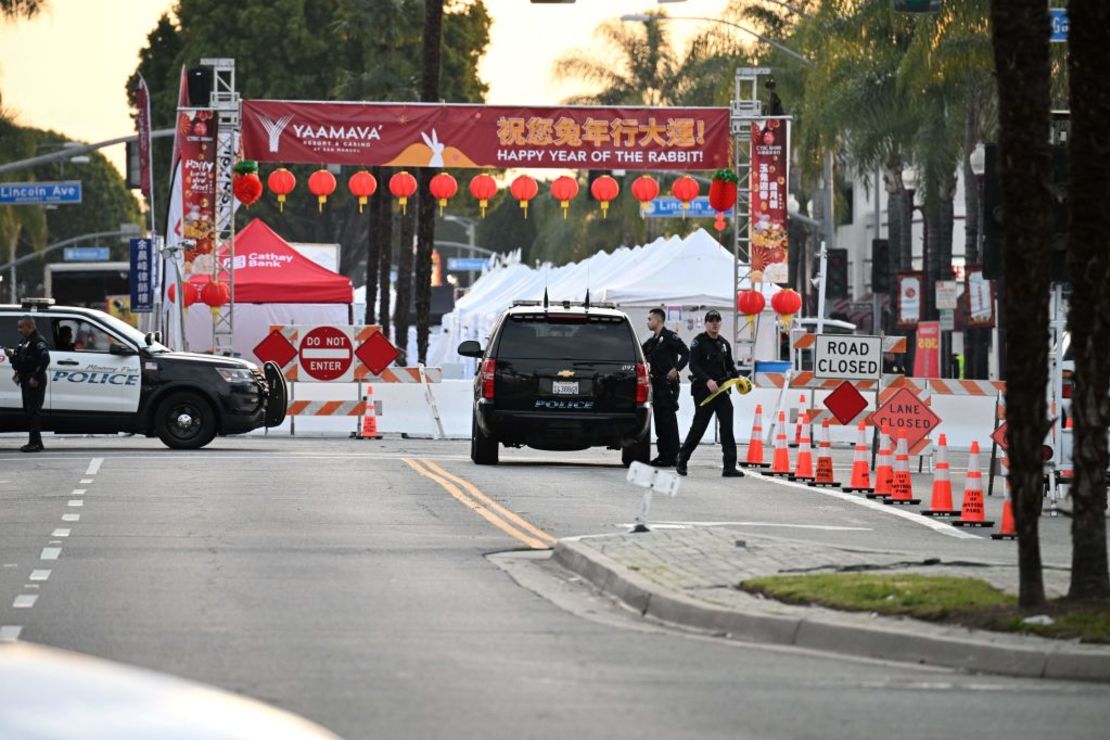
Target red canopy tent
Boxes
[188,218,352,303]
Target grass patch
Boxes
[740,573,1110,643]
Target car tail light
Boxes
[481,358,496,399]
[635,361,650,404]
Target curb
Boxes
[553,539,1110,683]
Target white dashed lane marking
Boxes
[71,489,86,496]
[67,500,83,508]
[13,595,38,609]
[29,570,50,581]
[85,458,103,475]
[79,479,93,484]
[51,529,71,537]
[0,626,22,642]
[62,514,80,522]
[40,548,61,561]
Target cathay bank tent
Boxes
[178,219,354,362]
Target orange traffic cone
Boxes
[953,441,994,527]
[791,414,815,482]
[768,410,793,477]
[791,394,807,447]
[921,433,959,516]
[352,387,382,440]
[866,424,894,499]
[842,420,874,493]
[742,404,769,468]
[991,478,1017,540]
[1059,417,1074,484]
[809,418,841,488]
[886,431,921,505]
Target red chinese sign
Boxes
[240,101,730,171]
[869,387,941,450]
[914,321,941,378]
[749,120,789,284]
[178,109,217,265]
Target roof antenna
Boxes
[543,285,549,309]
[584,259,591,309]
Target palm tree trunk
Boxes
[415,0,444,364]
[395,206,414,356]
[363,166,382,325]
[1065,0,1110,602]
[991,0,1052,608]
[378,208,393,342]
[963,104,983,379]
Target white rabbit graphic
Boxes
[421,129,445,167]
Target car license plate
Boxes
[552,381,579,395]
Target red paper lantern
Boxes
[267,168,296,212]
[589,175,620,218]
[428,172,458,216]
[671,176,700,219]
[389,171,418,215]
[469,174,498,217]
[736,290,765,330]
[630,175,660,217]
[509,174,538,218]
[708,169,738,213]
[201,280,230,308]
[771,288,802,327]
[233,172,263,208]
[308,169,337,213]
[549,175,579,219]
[347,170,377,213]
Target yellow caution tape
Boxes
[699,376,753,406]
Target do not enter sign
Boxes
[299,326,353,381]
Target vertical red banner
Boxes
[178,110,217,268]
[750,120,789,284]
[914,321,941,377]
[135,75,152,199]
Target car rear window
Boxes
[497,314,637,361]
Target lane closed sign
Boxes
[813,334,882,380]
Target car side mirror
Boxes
[457,340,484,358]
[110,343,138,356]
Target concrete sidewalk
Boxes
[554,526,1110,682]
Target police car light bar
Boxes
[21,298,56,309]
[511,299,617,310]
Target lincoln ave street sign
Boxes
[813,334,882,380]
[0,180,82,205]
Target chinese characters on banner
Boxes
[914,321,941,377]
[178,110,216,270]
[749,120,789,284]
[240,101,730,171]
[129,238,154,313]
[965,265,995,327]
[897,272,923,328]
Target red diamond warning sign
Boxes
[355,331,400,376]
[869,388,940,449]
[299,326,353,381]
[823,381,869,424]
[991,422,1008,452]
[253,330,297,368]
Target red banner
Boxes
[135,75,152,199]
[240,100,730,171]
[914,321,941,378]
[749,120,789,284]
[179,110,217,266]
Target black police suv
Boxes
[0,300,287,449]
[458,300,651,466]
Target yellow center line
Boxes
[418,459,558,545]
[402,458,548,550]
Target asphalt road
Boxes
[0,436,1106,739]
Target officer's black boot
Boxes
[676,453,688,476]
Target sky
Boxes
[0,0,734,177]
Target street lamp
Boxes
[620,13,814,66]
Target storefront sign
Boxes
[914,321,941,377]
[966,265,995,328]
[897,272,923,328]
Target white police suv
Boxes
[0,300,287,449]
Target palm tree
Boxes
[415,0,444,364]
[0,0,44,19]
[990,0,1053,608]
[1064,0,1110,602]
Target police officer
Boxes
[676,309,743,477]
[6,316,51,452]
[642,307,689,467]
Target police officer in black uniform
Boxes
[6,315,51,452]
[676,309,743,477]
[641,307,689,467]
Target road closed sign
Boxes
[813,334,882,380]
